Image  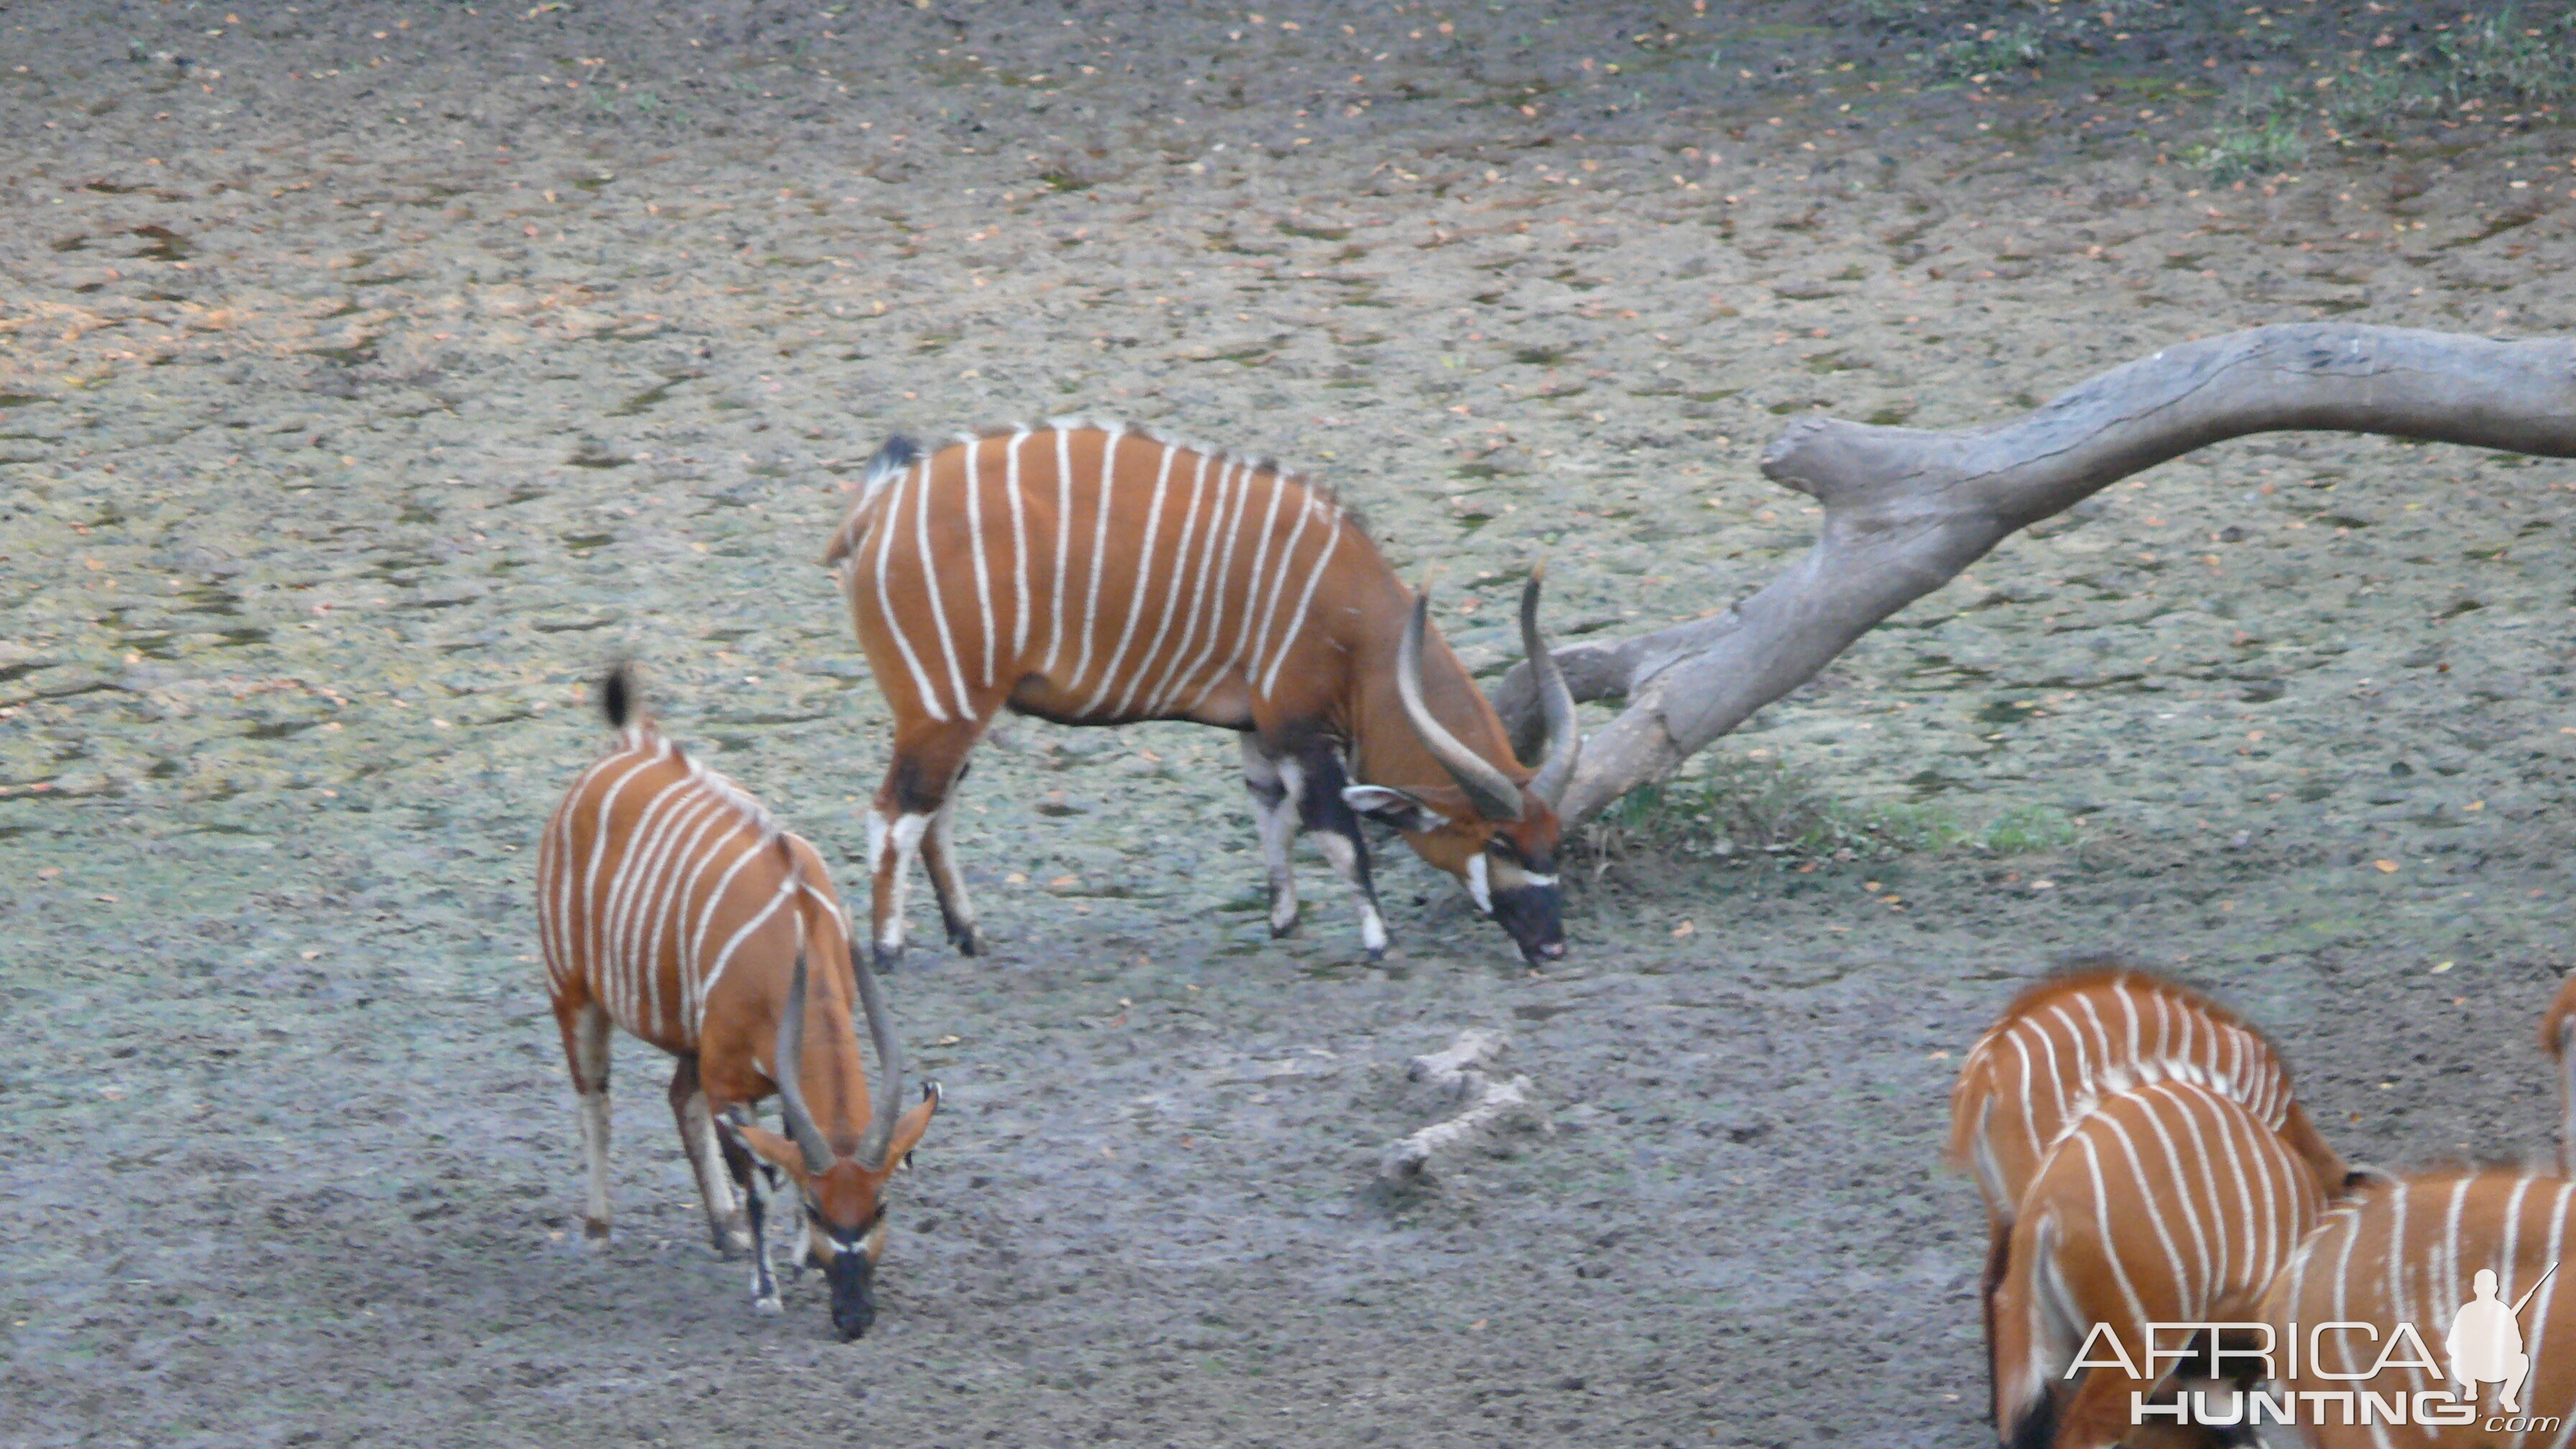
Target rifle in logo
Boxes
[2447,1262,2559,1414]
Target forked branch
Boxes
[1493,323,2576,825]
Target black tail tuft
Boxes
[600,664,637,730]
[866,434,921,482]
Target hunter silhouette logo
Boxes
[2447,1264,2557,1413]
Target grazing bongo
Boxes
[1990,1076,2336,1449]
[1949,965,2347,1424]
[535,667,938,1338]
[2546,971,2576,1174]
[819,421,1582,969]
[2258,1167,2575,1448]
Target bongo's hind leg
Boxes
[1238,735,1302,939]
[869,717,983,972]
[1983,1219,2010,1427]
[552,997,614,1244]
[669,1055,748,1256]
[919,776,983,957]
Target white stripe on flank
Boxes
[2104,1107,2194,1324]
[965,436,996,686]
[582,741,672,998]
[1164,455,1259,712]
[915,451,975,714]
[638,791,748,1037]
[546,745,641,983]
[1007,428,1033,658]
[705,872,799,1022]
[601,774,702,1034]
[1228,466,1292,667]
[2134,1087,2213,1305]
[1260,504,1343,696]
[2440,1174,2471,1353]
[1070,425,1126,697]
[871,464,949,721]
[1121,449,1213,717]
[2532,1179,2574,1449]
[688,835,776,1027]
[1149,456,1241,715]
[1045,428,1075,675]
[1082,439,1179,717]
[656,805,742,1030]
[1242,477,1312,688]
[2075,1131,2156,1344]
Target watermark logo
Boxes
[2065,1261,2560,1432]
[2450,1266,2545,1414]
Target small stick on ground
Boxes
[1380,1029,1549,1182]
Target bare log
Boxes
[1379,1029,1548,1182]
[1494,323,2576,825]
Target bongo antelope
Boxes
[2258,1167,2575,1448]
[819,422,1582,970]
[2546,971,2576,1174]
[1949,965,2348,1422]
[536,668,939,1339]
[1990,1076,2336,1449]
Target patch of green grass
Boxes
[1935,22,2045,79]
[2208,8,2574,155]
[1588,755,2087,868]
[1856,0,1936,23]
[2319,58,2427,138]
[2189,85,2309,183]
[1588,754,1964,865]
[1981,804,2081,855]
[2433,8,2576,106]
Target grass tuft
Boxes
[1584,754,2089,873]
[1936,23,2046,80]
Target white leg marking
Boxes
[747,1164,783,1312]
[1243,741,1301,930]
[679,1084,745,1250]
[877,812,932,952]
[574,1003,613,1238]
[580,1090,612,1235]
[1313,829,1388,953]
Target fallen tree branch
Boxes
[1379,1029,1548,1182]
[1494,323,2576,824]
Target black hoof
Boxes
[1269,913,1302,940]
[871,943,906,975]
[948,924,984,957]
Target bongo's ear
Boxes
[1343,785,1441,834]
[732,1123,814,1187]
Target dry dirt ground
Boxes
[4,3,2574,1446]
